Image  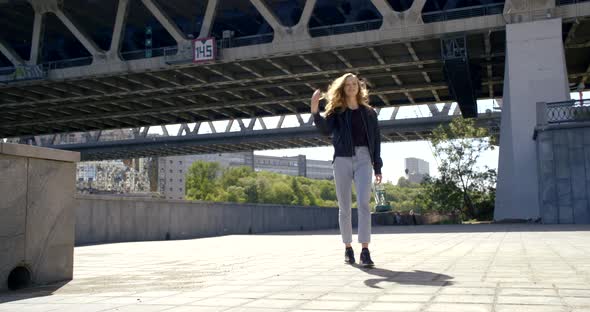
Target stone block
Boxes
[119,201,136,242]
[0,143,79,163]
[553,145,570,179]
[90,198,107,244]
[75,199,92,245]
[569,148,587,199]
[537,138,554,161]
[567,129,584,148]
[134,201,148,241]
[105,199,121,243]
[573,199,590,224]
[557,179,573,223]
[24,158,76,287]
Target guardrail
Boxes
[537,99,590,125]
[309,19,382,37]
[42,56,93,70]
[422,3,504,23]
[557,0,590,5]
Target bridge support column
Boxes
[494,18,570,222]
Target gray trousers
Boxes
[333,146,373,244]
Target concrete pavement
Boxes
[1,224,590,312]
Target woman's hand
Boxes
[311,89,322,114]
[375,174,382,184]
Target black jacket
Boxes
[312,106,383,175]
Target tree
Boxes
[185,161,221,201]
[429,117,497,219]
[397,176,412,188]
[291,177,305,205]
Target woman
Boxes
[311,73,383,267]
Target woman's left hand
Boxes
[375,174,382,184]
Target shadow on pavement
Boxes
[0,282,69,304]
[354,266,454,288]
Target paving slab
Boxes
[1,224,590,312]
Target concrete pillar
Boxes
[503,0,556,24]
[107,0,130,61]
[494,18,570,222]
[0,39,24,66]
[198,0,219,38]
[28,12,45,65]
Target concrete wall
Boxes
[536,123,590,224]
[0,143,79,291]
[75,195,359,245]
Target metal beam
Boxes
[484,31,494,99]
[0,39,24,65]
[53,8,104,57]
[2,59,443,109]
[249,0,283,37]
[199,0,219,38]
[405,42,440,102]
[1,82,458,133]
[49,113,500,161]
[108,0,130,61]
[367,47,415,104]
[141,0,188,44]
[29,11,44,65]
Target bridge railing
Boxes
[422,3,504,23]
[42,56,93,70]
[121,46,179,61]
[557,0,590,5]
[0,64,47,83]
[309,19,382,37]
[537,99,590,125]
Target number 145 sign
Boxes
[193,37,216,63]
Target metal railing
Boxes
[218,33,273,49]
[42,56,93,70]
[309,19,382,37]
[422,3,504,23]
[121,46,178,61]
[0,66,15,75]
[0,64,46,83]
[557,0,590,5]
[545,99,590,124]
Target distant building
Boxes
[405,157,430,184]
[158,152,334,200]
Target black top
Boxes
[312,105,383,175]
[350,108,368,147]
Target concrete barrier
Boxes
[0,143,79,291]
[75,195,359,245]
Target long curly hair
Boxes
[323,73,371,116]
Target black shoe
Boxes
[345,247,355,264]
[360,248,374,267]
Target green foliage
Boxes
[185,161,426,210]
[185,161,221,201]
[184,118,496,222]
[427,117,497,220]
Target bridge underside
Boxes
[0,1,589,140]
